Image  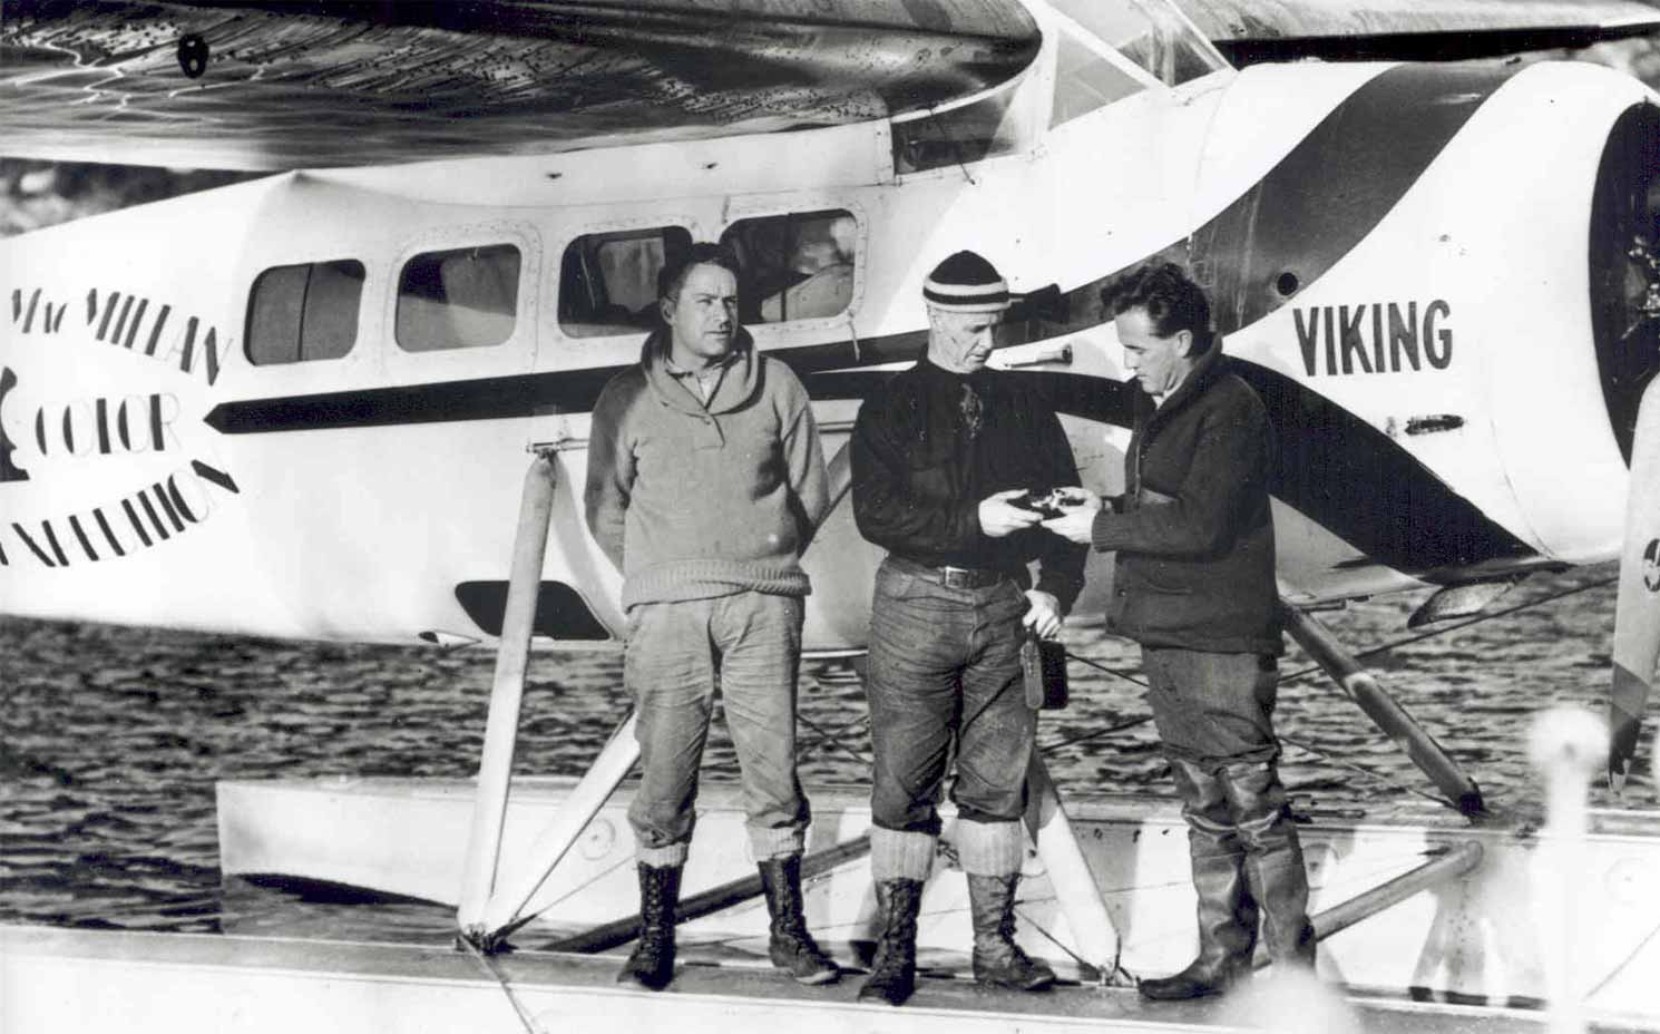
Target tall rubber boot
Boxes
[966,873,1056,990]
[1222,760,1316,969]
[858,878,924,1006]
[617,862,682,990]
[758,854,840,985]
[1139,758,1259,1001]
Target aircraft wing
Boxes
[1173,0,1660,64]
[0,0,1038,171]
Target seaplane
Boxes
[5,0,1660,1030]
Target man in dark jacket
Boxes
[849,250,1087,1007]
[1045,262,1315,999]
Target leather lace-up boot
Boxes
[858,878,924,1006]
[967,873,1056,991]
[758,854,840,985]
[617,861,682,991]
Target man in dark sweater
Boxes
[849,250,1087,1007]
[585,243,836,992]
[1045,262,1315,1000]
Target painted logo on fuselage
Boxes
[0,365,25,483]
[1293,300,1452,377]
[10,285,222,383]
[2,285,238,570]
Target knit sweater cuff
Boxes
[623,559,811,608]
[1090,509,1121,552]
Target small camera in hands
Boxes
[1010,487,1077,519]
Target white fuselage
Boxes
[1,49,1653,650]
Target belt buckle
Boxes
[940,565,974,589]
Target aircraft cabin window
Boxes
[1050,0,1226,88]
[720,210,856,324]
[1051,27,1147,129]
[892,91,1024,175]
[245,259,365,366]
[396,244,521,352]
[560,226,694,338]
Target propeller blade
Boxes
[1610,375,1660,790]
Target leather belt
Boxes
[888,555,1014,590]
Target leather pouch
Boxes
[1020,632,1069,710]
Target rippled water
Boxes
[2,562,1654,938]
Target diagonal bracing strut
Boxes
[1278,600,1484,817]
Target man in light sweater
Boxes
[584,242,835,992]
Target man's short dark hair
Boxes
[658,242,742,303]
[1100,262,1216,356]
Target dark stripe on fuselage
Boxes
[800,368,1144,429]
[204,367,620,434]
[202,330,932,434]
[1013,64,1517,346]
[1232,364,1535,573]
[1196,64,1514,334]
[1198,64,1532,574]
[200,64,1532,577]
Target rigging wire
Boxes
[519,852,636,916]
[1277,575,1617,686]
[1014,902,1133,987]
[1032,574,1617,793]
[1585,914,1660,999]
[459,936,549,1034]
[1038,714,1153,754]
[1061,650,1148,688]
[795,710,874,768]
[1277,733,1457,811]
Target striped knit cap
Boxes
[922,250,1010,313]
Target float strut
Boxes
[1024,753,1124,982]
[1306,840,1482,949]
[1279,601,1484,816]
[463,436,859,949]
[457,448,561,947]
[477,712,641,943]
[1249,839,1484,969]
